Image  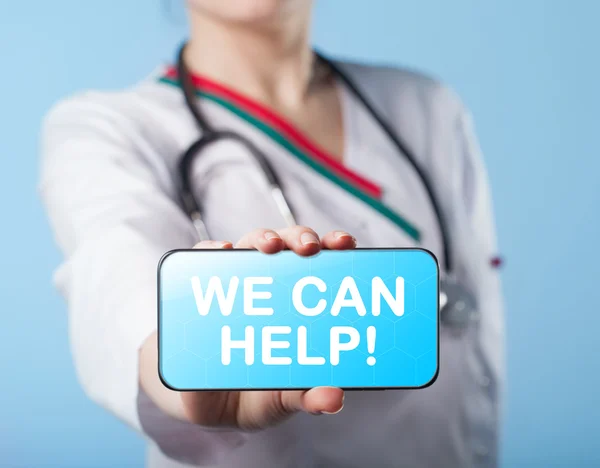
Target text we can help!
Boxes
[190,275,405,367]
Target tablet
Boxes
[158,248,439,391]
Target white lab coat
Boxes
[39,59,504,468]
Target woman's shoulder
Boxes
[331,58,480,179]
[41,66,186,151]
[332,58,467,116]
[44,65,183,129]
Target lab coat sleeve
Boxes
[454,101,506,387]
[39,94,248,465]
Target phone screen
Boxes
[158,248,439,391]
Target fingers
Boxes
[275,228,356,254]
[232,227,357,256]
[275,226,321,256]
[280,387,345,416]
[235,228,285,253]
[320,230,357,250]
[193,240,234,249]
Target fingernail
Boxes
[322,405,344,415]
[320,389,344,415]
[301,232,319,245]
[334,231,352,239]
[264,231,279,241]
[217,241,232,247]
[335,232,357,244]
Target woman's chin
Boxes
[187,0,307,25]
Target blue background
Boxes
[159,250,438,390]
[0,0,598,467]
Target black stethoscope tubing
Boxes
[175,43,453,273]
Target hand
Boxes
[179,226,356,431]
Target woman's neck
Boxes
[185,9,316,110]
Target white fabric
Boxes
[39,59,504,468]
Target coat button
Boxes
[490,256,504,269]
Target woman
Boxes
[40,1,505,467]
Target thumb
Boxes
[281,387,345,415]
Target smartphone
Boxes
[158,248,439,391]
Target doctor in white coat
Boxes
[39,0,505,467]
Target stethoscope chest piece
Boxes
[439,275,479,334]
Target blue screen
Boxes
[158,249,439,390]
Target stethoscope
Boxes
[174,43,479,332]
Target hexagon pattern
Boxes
[159,250,438,390]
